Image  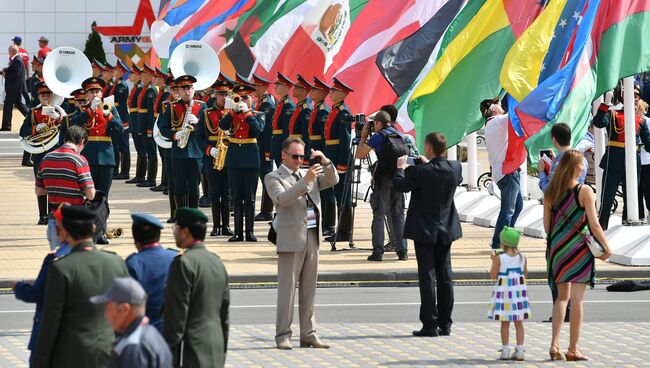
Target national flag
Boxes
[522,0,650,161]
[324,0,461,117]
[407,0,547,150]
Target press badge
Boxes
[307,206,317,229]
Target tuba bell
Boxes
[168,40,221,91]
[154,116,172,149]
[42,47,92,98]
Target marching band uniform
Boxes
[151,68,171,193]
[126,65,147,184]
[159,75,207,209]
[70,77,123,197]
[271,73,296,167]
[111,61,131,180]
[201,79,234,237]
[288,75,313,167]
[310,77,336,236]
[161,75,178,222]
[594,89,650,229]
[251,74,276,221]
[27,56,43,108]
[324,78,354,243]
[138,64,159,188]
[219,84,264,242]
[19,82,64,224]
[57,88,87,147]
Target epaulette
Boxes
[125,252,138,261]
[167,248,180,253]
[101,249,118,255]
[53,253,71,262]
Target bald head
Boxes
[8,45,18,56]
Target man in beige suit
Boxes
[265,137,339,350]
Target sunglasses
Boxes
[284,152,304,160]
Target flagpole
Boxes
[623,76,640,223]
[466,132,478,190]
[520,160,528,200]
[592,96,605,209]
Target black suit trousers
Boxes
[414,241,454,331]
[2,92,29,130]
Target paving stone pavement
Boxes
[1,322,648,367]
[1,155,643,283]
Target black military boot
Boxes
[37,195,48,225]
[151,158,167,191]
[137,157,157,187]
[21,151,32,167]
[113,152,121,178]
[245,205,257,242]
[199,173,210,207]
[325,207,352,243]
[188,190,200,208]
[221,199,234,236]
[210,200,221,237]
[322,201,337,237]
[175,192,188,210]
[125,156,145,184]
[254,188,273,221]
[228,205,244,242]
[167,192,176,223]
[116,152,131,180]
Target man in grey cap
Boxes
[91,277,172,368]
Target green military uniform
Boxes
[110,61,132,179]
[219,84,264,242]
[250,74,276,220]
[593,101,650,228]
[163,208,230,368]
[159,75,207,208]
[139,78,159,187]
[127,71,147,184]
[34,237,129,367]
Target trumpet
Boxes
[105,227,124,239]
[101,95,115,115]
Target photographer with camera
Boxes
[355,110,409,261]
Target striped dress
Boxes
[547,184,595,287]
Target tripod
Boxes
[329,137,370,251]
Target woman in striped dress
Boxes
[543,150,611,361]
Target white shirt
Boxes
[484,114,510,184]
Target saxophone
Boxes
[213,128,230,171]
[177,96,194,149]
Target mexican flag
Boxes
[250,0,368,80]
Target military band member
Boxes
[324,78,354,243]
[70,77,123,198]
[159,75,207,209]
[101,62,114,97]
[220,84,264,242]
[136,64,159,188]
[251,74,276,221]
[163,75,181,222]
[151,67,171,193]
[310,77,336,236]
[126,65,148,184]
[288,75,313,167]
[594,84,650,229]
[91,59,104,78]
[27,56,43,108]
[201,79,234,237]
[20,82,64,225]
[271,73,296,168]
[58,88,88,147]
[111,61,131,180]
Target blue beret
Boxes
[131,213,164,229]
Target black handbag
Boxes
[267,214,277,245]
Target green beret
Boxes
[175,208,208,226]
[499,226,521,248]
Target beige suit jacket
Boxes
[265,162,339,252]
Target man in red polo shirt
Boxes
[36,125,95,249]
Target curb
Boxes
[2,269,648,290]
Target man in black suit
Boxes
[394,132,462,338]
[1,45,30,131]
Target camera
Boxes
[406,156,421,166]
[351,114,373,138]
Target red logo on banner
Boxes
[93,0,156,36]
